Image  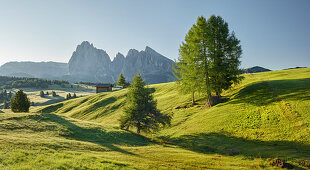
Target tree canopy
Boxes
[10,90,30,112]
[117,73,130,88]
[174,15,242,107]
[120,73,171,134]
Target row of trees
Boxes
[66,93,77,100]
[0,90,13,103]
[0,76,69,90]
[174,15,242,107]
[40,91,57,97]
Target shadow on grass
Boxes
[25,113,150,155]
[228,78,310,106]
[39,103,65,113]
[86,97,117,113]
[92,101,125,120]
[161,133,310,161]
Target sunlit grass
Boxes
[1,67,309,169]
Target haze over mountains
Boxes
[0,41,176,84]
[0,41,278,84]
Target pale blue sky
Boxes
[0,0,309,70]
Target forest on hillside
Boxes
[0,76,69,90]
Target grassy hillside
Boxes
[39,68,310,141]
[0,113,271,169]
[2,67,310,169]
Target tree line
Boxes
[0,76,69,89]
[0,90,13,109]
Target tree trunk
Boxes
[137,122,141,134]
[205,70,213,108]
[192,91,195,106]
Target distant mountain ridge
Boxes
[243,66,271,73]
[0,41,176,84]
[0,61,69,79]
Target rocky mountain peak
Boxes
[145,46,156,53]
[127,49,140,56]
[115,52,125,60]
[68,41,176,84]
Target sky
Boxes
[0,0,309,70]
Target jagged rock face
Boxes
[111,53,125,82]
[68,42,176,84]
[68,41,113,82]
[121,46,175,83]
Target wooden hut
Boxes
[96,84,113,93]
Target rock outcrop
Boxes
[68,41,176,84]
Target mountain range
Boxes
[0,41,176,84]
[0,41,276,84]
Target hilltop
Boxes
[1,67,309,169]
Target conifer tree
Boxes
[176,15,242,107]
[117,73,128,87]
[73,93,77,98]
[120,73,171,134]
[10,90,30,112]
[52,91,57,97]
[67,93,71,100]
[40,91,45,97]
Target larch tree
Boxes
[120,73,171,134]
[176,15,242,107]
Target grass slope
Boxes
[0,113,267,169]
[2,67,310,169]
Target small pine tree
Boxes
[10,90,30,112]
[120,73,171,134]
[117,73,128,87]
[52,91,57,97]
[73,93,77,98]
[3,90,7,98]
[46,91,49,95]
[40,91,45,97]
[67,93,72,99]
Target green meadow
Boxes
[0,68,309,169]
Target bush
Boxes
[10,90,30,112]
[40,91,45,97]
[52,91,57,97]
